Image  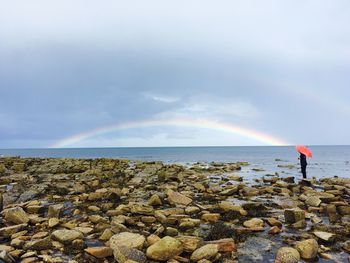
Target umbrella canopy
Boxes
[296,145,312,157]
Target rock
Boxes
[165,227,178,236]
[305,196,322,207]
[206,238,236,252]
[176,236,202,252]
[110,232,145,250]
[295,239,319,259]
[113,246,147,263]
[338,205,350,215]
[0,193,3,212]
[0,250,15,263]
[190,244,218,262]
[51,229,84,244]
[275,247,300,263]
[85,247,113,259]
[148,194,162,206]
[185,206,201,215]
[147,234,161,245]
[242,202,268,217]
[241,187,259,196]
[284,209,305,224]
[237,237,272,262]
[243,218,264,228]
[48,218,59,228]
[269,226,281,234]
[201,213,220,223]
[266,217,282,227]
[3,207,29,224]
[291,219,306,229]
[0,224,27,238]
[167,191,192,206]
[146,236,183,261]
[313,231,335,242]
[47,204,63,218]
[99,229,114,241]
[23,238,52,250]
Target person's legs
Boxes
[301,166,307,178]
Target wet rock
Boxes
[146,236,183,261]
[85,247,113,259]
[313,231,335,242]
[237,237,273,262]
[295,239,319,259]
[51,229,84,244]
[3,207,29,224]
[190,244,218,262]
[284,208,305,224]
[110,232,145,250]
[275,247,300,263]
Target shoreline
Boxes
[0,157,349,262]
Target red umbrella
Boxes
[296,145,312,158]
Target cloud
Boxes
[142,93,180,103]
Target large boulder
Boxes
[190,244,218,262]
[275,247,300,263]
[146,236,183,261]
[51,229,84,244]
[295,239,319,259]
[3,207,29,224]
[109,232,145,250]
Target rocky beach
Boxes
[0,157,349,263]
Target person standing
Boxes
[299,153,307,178]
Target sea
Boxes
[1,145,349,180]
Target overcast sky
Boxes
[1,0,350,148]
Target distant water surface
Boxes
[1,146,349,179]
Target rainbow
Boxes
[50,118,290,148]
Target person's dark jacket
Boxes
[300,154,307,167]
